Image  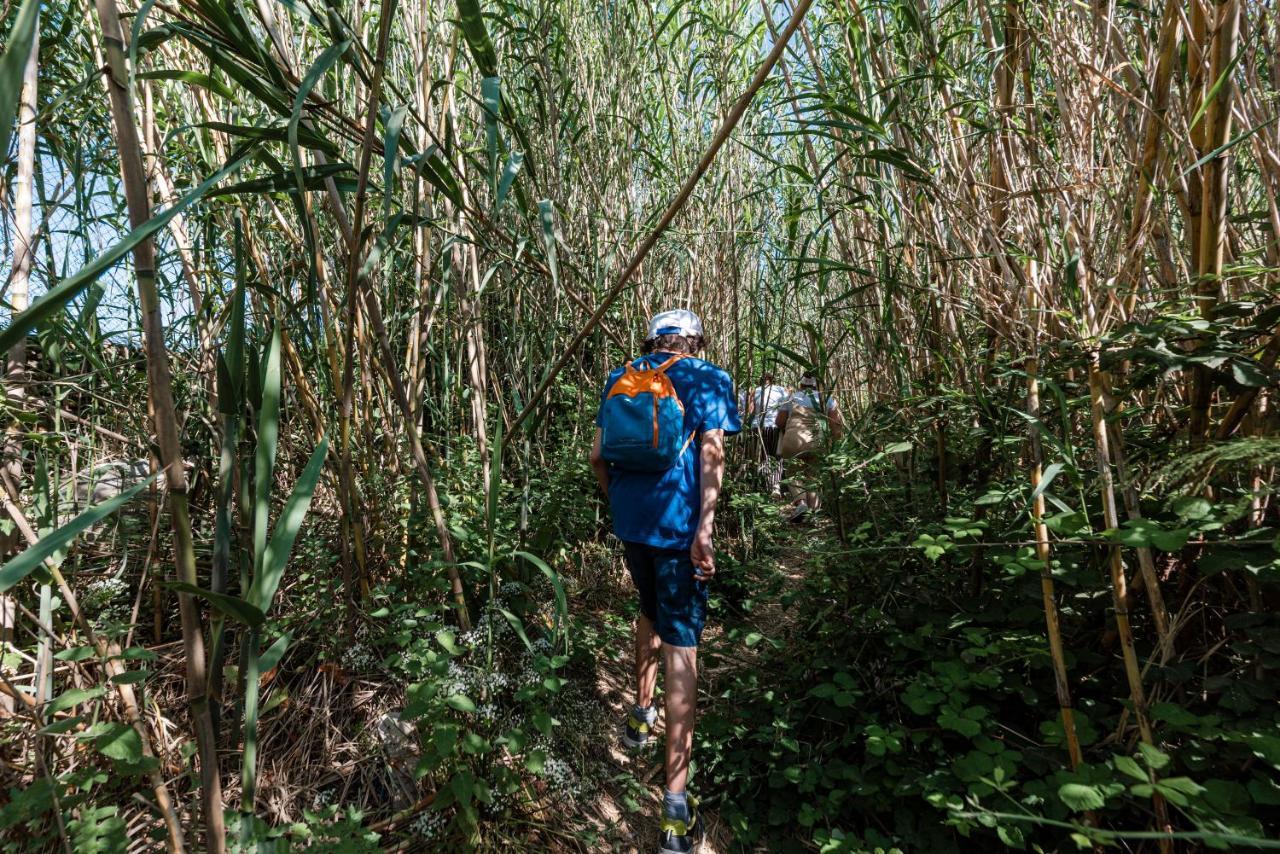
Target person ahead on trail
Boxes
[745,372,788,497]
[776,373,843,520]
[589,308,740,854]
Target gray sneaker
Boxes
[622,705,657,749]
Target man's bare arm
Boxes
[589,428,609,496]
[829,404,844,440]
[690,429,725,580]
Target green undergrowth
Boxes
[694,461,1280,852]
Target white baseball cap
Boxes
[647,308,703,339]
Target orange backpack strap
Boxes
[653,354,686,374]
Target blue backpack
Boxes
[599,355,695,471]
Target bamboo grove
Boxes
[0,0,1277,850]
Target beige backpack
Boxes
[779,403,822,458]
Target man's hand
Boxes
[691,528,715,581]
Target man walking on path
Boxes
[590,309,740,854]
[745,372,789,497]
[776,373,843,520]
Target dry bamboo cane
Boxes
[336,0,472,631]
[92,0,225,848]
[1026,267,1084,770]
[1078,263,1173,851]
[1189,0,1242,444]
[1,0,40,714]
[1118,0,1181,317]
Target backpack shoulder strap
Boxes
[653,354,686,374]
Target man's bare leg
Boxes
[663,643,697,793]
[636,614,661,708]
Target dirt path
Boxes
[572,553,733,853]
[573,520,816,852]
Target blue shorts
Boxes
[622,541,708,648]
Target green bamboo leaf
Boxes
[162,582,266,628]
[0,0,39,163]
[207,162,355,197]
[486,412,503,538]
[137,69,236,100]
[285,40,348,296]
[496,607,535,655]
[1030,462,1064,501]
[127,0,162,76]
[1179,115,1280,179]
[513,550,568,650]
[0,150,254,355]
[257,634,290,672]
[383,104,407,215]
[252,326,284,572]
[409,147,463,206]
[249,437,329,613]
[496,150,523,208]
[195,122,339,157]
[537,199,559,287]
[1188,47,1247,133]
[0,476,156,593]
[288,41,351,204]
[482,76,500,197]
[455,0,498,76]
[225,229,247,401]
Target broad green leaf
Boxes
[109,670,150,685]
[446,694,477,713]
[436,629,463,655]
[1058,782,1106,811]
[47,686,105,716]
[249,437,329,613]
[1114,755,1148,782]
[90,722,144,763]
[258,634,290,672]
[55,646,96,662]
[0,476,156,593]
[1138,742,1172,771]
